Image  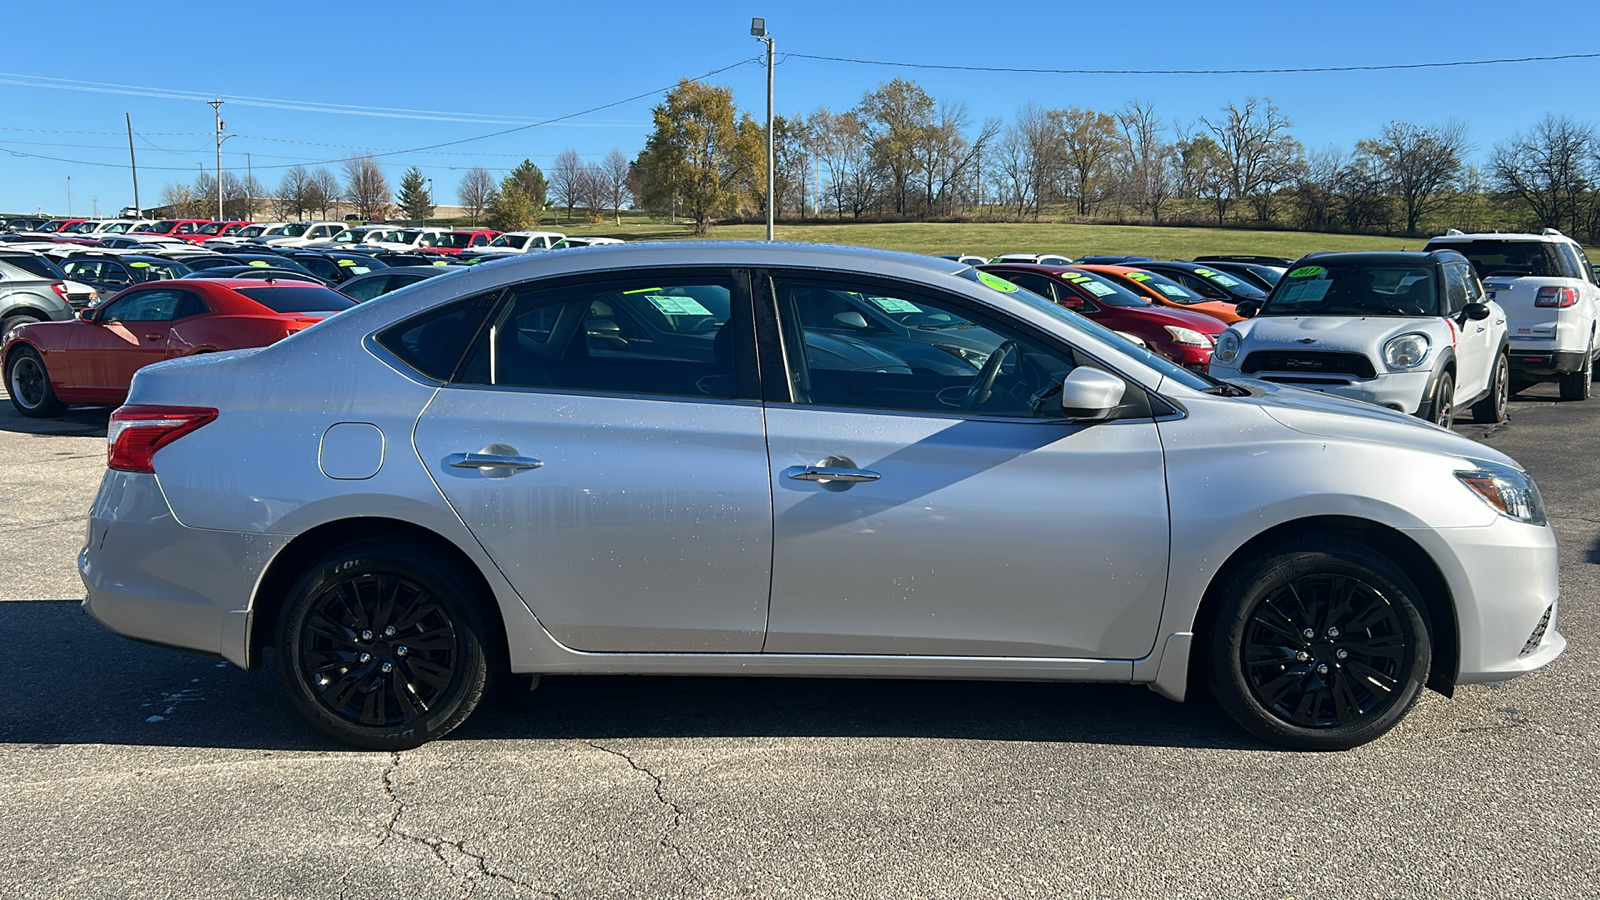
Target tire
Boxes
[5,345,66,418]
[1559,342,1593,401]
[1423,371,1455,428]
[276,540,491,750]
[1207,536,1431,751]
[2,313,43,338]
[1471,353,1509,424]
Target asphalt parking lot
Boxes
[2,384,1596,899]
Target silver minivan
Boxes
[78,243,1563,750]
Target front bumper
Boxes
[79,470,289,667]
[1401,516,1565,684]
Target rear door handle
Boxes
[786,464,880,483]
[446,451,544,475]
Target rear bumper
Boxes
[1508,348,1587,375]
[79,470,287,667]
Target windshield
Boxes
[330,230,361,242]
[66,222,100,234]
[277,223,311,238]
[238,225,266,237]
[128,260,188,282]
[175,222,201,234]
[1058,269,1151,307]
[392,230,423,243]
[488,234,528,248]
[1190,266,1262,297]
[1119,270,1207,304]
[957,268,1215,392]
[433,233,475,249]
[1262,262,1438,317]
[236,286,357,313]
[37,221,68,233]
[103,222,133,233]
[195,223,225,235]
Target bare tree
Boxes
[309,167,341,219]
[599,150,633,225]
[342,156,391,220]
[1491,114,1598,238]
[550,149,584,222]
[860,78,934,215]
[912,100,999,218]
[1358,120,1470,234]
[1115,101,1177,223]
[1289,146,1346,231]
[1052,107,1122,216]
[1201,97,1303,223]
[458,167,496,226]
[806,106,876,219]
[274,165,313,221]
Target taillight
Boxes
[1535,286,1578,308]
[50,282,69,302]
[107,405,218,473]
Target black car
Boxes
[368,252,458,268]
[1186,259,1284,291]
[2,216,50,232]
[336,267,447,302]
[180,253,319,276]
[1135,261,1270,305]
[56,254,193,299]
[274,249,389,284]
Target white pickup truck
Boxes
[1424,229,1600,400]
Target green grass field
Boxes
[543,220,1463,261]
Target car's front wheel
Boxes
[276,540,491,750]
[1471,353,1509,424]
[1207,536,1431,751]
[5,345,66,418]
[1423,371,1455,428]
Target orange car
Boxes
[1076,264,1244,323]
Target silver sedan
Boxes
[78,242,1564,750]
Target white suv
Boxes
[1209,250,1509,427]
[1423,229,1600,400]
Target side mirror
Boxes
[832,311,870,329]
[1234,300,1260,319]
[78,307,99,322]
[1462,302,1491,321]
[1057,296,1085,310]
[1060,367,1126,421]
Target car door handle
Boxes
[786,464,880,483]
[143,333,163,340]
[446,452,544,472]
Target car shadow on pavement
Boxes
[0,599,1257,752]
[0,396,111,438]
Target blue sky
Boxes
[3,0,1597,216]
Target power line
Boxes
[782,50,1600,76]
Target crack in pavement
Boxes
[336,752,561,900]
[583,740,704,897]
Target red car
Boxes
[175,220,254,244]
[3,279,355,417]
[29,219,87,234]
[418,229,502,256]
[979,263,1226,369]
[129,219,214,238]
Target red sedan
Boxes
[175,220,254,244]
[129,219,214,238]
[3,279,355,417]
[979,264,1226,369]
[418,230,502,256]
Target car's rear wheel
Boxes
[276,540,490,750]
[5,345,66,417]
[1471,353,1509,424]
[1423,371,1455,428]
[1207,536,1431,751]
[1559,341,1593,401]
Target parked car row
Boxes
[961,231,1600,428]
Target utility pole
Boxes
[208,99,224,220]
[246,153,254,221]
[126,113,141,216]
[752,18,774,240]
[66,176,71,216]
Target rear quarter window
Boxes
[375,293,499,381]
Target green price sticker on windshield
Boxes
[337,259,356,267]
[1194,268,1216,277]
[248,260,270,267]
[432,261,449,266]
[129,261,150,268]
[1127,272,1152,281]
[977,270,1018,293]
[1288,265,1326,278]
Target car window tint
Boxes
[235,286,357,313]
[174,292,210,319]
[1444,265,1469,314]
[376,292,499,381]
[101,289,183,322]
[340,274,390,302]
[774,277,1077,419]
[457,276,742,400]
[1557,244,1588,282]
[995,272,1058,302]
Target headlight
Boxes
[1456,462,1547,525]
[1213,330,1241,363]
[1383,333,1431,369]
[1164,325,1215,347]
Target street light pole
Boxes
[752,18,774,241]
[208,99,224,220]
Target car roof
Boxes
[1297,250,1465,265]
[1425,231,1575,244]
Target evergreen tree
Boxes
[395,166,434,222]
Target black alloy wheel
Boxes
[1471,353,1509,424]
[1427,372,1455,428]
[277,541,490,749]
[1209,537,1430,750]
[5,345,65,417]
